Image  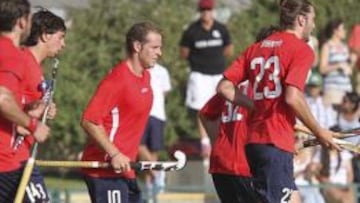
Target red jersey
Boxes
[200,82,251,176]
[81,61,153,178]
[224,32,314,153]
[22,48,44,103]
[0,36,27,172]
[14,48,44,162]
[348,24,360,70]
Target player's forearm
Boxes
[179,47,189,59]
[223,44,234,58]
[0,86,31,128]
[81,119,119,157]
[23,100,40,112]
[198,114,219,142]
[138,145,154,161]
[217,79,254,110]
[285,86,322,136]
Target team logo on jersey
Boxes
[212,30,221,38]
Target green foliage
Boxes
[228,0,279,55]
[228,0,360,56]
[39,0,197,160]
[40,0,360,161]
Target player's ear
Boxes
[40,33,50,43]
[17,16,28,30]
[297,14,306,27]
[133,40,142,53]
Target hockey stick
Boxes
[298,137,360,154]
[295,124,360,139]
[294,125,360,153]
[14,58,59,203]
[35,150,187,171]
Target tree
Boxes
[39,0,196,161]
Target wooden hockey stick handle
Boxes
[35,160,110,168]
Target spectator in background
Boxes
[294,134,325,203]
[312,145,354,203]
[179,0,233,159]
[308,35,319,68]
[319,18,355,106]
[138,63,171,200]
[305,34,320,83]
[327,92,360,203]
[348,23,360,94]
[347,25,360,203]
[335,92,360,132]
[295,73,336,203]
[312,92,358,203]
[305,72,337,129]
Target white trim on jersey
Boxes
[109,107,119,142]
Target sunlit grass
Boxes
[44,176,86,190]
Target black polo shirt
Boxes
[180,20,231,75]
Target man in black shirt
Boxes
[179,0,233,158]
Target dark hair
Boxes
[125,21,162,55]
[255,25,282,42]
[25,9,66,46]
[343,91,360,112]
[279,0,313,30]
[320,148,341,177]
[0,0,30,32]
[319,18,343,46]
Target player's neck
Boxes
[0,32,21,47]
[29,45,47,64]
[285,29,303,40]
[126,58,144,77]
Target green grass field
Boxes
[44,176,86,190]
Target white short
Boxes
[185,71,222,110]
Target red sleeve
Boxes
[82,72,122,124]
[199,94,225,120]
[0,71,21,93]
[285,44,314,91]
[348,25,360,50]
[0,57,25,94]
[223,51,248,85]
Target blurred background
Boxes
[27,0,360,202]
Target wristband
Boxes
[110,152,120,159]
[201,137,211,146]
[27,117,38,134]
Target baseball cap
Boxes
[198,0,215,10]
[307,72,323,86]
